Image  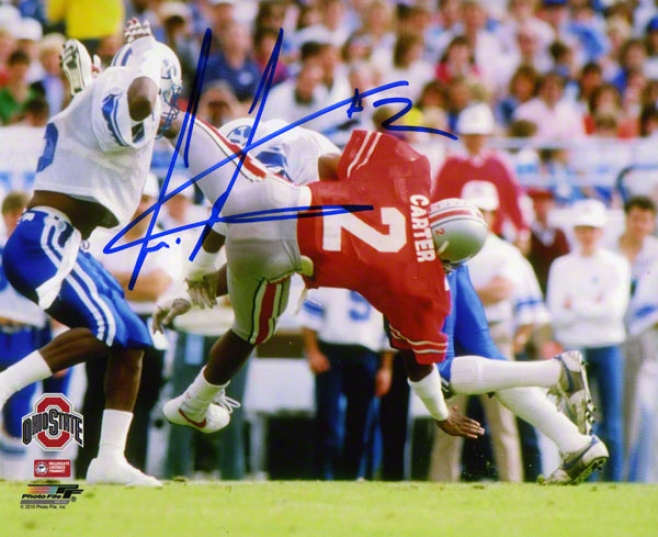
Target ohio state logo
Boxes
[22,394,84,451]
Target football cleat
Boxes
[60,39,99,96]
[538,435,609,485]
[163,389,239,434]
[548,350,595,435]
[86,456,162,487]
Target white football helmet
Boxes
[428,198,489,272]
[111,40,183,136]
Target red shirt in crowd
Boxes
[431,149,529,239]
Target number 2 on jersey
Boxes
[322,208,406,253]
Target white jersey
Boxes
[219,118,340,186]
[467,233,527,328]
[33,66,161,228]
[547,248,630,347]
[0,234,47,327]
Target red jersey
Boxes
[296,131,450,363]
[432,150,529,237]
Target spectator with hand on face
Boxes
[547,199,630,482]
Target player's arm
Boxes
[402,352,484,439]
[317,153,341,181]
[153,237,226,333]
[184,228,226,308]
[121,19,163,125]
[127,76,159,122]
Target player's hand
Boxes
[186,272,219,309]
[152,293,192,333]
[435,405,485,439]
[124,17,153,43]
[60,39,98,96]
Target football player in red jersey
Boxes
[154,121,485,439]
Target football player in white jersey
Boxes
[0,19,182,486]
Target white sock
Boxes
[182,368,227,415]
[0,351,52,403]
[97,409,133,460]
[495,387,590,454]
[450,355,561,394]
[408,368,449,421]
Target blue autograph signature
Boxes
[105,28,458,289]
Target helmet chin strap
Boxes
[436,240,450,256]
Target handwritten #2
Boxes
[104,28,458,289]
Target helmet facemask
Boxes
[156,50,183,138]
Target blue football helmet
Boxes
[112,40,183,137]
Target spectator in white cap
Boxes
[13,17,44,83]
[546,198,630,482]
[432,102,530,252]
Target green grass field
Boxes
[2,480,657,537]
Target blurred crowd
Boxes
[1,0,658,484]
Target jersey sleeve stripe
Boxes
[195,118,271,183]
[101,93,129,147]
[346,131,378,177]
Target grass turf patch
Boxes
[2,480,657,537]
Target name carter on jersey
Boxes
[409,195,436,263]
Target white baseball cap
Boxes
[456,103,495,135]
[572,199,607,228]
[14,17,42,41]
[461,180,499,211]
[159,2,192,21]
